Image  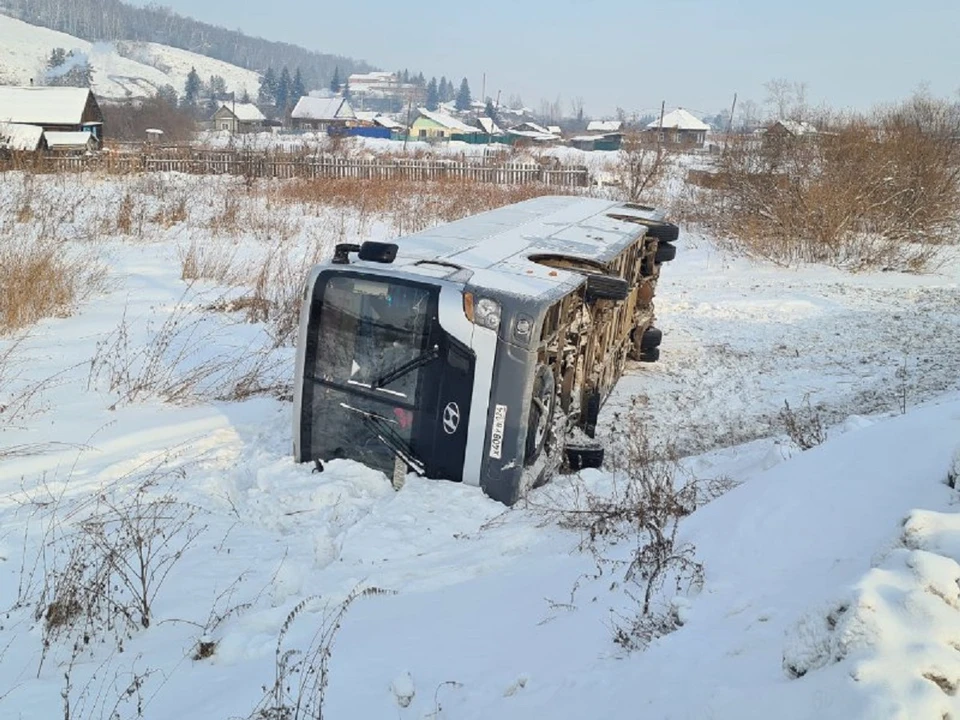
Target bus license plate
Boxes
[489,404,508,459]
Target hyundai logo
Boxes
[442,402,461,434]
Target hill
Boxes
[0,14,261,99]
[0,0,372,92]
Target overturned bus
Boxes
[293,196,679,505]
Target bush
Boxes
[548,403,735,650]
[711,94,960,270]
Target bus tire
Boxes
[565,443,605,470]
[525,365,556,465]
[640,346,660,363]
[655,242,677,264]
[585,274,630,302]
[646,221,680,243]
[640,326,663,350]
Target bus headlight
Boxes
[474,297,502,330]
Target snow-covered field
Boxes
[0,14,260,99]
[1,170,960,719]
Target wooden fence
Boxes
[15,151,591,187]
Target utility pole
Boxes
[725,92,737,152]
[656,100,666,160]
[402,96,413,153]
[481,73,486,103]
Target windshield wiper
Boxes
[371,345,439,390]
[339,403,426,475]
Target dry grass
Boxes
[271,176,570,235]
[0,237,104,333]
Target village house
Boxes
[409,108,477,141]
[646,108,710,147]
[290,96,356,132]
[0,85,104,148]
[44,131,98,154]
[507,121,559,143]
[211,102,266,134]
[766,119,818,138]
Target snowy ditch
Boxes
[1,171,960,718]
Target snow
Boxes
[1,169,960,719]
[0,121,44,150]
[0,85,91,125]
[0,14,260,100]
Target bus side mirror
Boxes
[359,241,399,264]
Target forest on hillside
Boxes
[0,0,372,90]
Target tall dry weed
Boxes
[0,238,103,333]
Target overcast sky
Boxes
[128,0,960,117]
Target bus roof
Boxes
[341,196,668,300]
[387,196,665,297]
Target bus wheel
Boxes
[585,274,630,302]
[565,443,605,471]
[645,221,680,243]
[525,365,556,465]
[655,242,677,264]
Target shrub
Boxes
[710,94,960,270]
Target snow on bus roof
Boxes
[359,196,666,298]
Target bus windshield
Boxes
[300,273,465,478]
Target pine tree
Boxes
[330,66,341,93]
[241,89,251,104]
[208,74,227,99]
[276,66,291,111]
[485,99,498,124]
[258,67,277,106]
[47,47,66,70]
[402,69,410,84]
[415,72,425,87]
[455,77,471,111]
[184,66,201,107]
[438,76,448,103]
[425,77,439,111]
[157,84,179,107]
[292,68,306,105]
[342,77,350,100]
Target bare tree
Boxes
[570,96,585,125]
[764,77,793,120]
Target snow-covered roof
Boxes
[291,96,355,121]
[510,121,555,136]
[547,125,562,135]
[646,108,710,131]
[475,116,502,134]
[0,122,44,150]
[0,86,93,125]
[415,108,477,133]
[217,102,264,122]
[770,119,817,136]
[587,120,622,132]
[373,115,404,130]
[44,130,94,149]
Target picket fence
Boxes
[34,152,590,187]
